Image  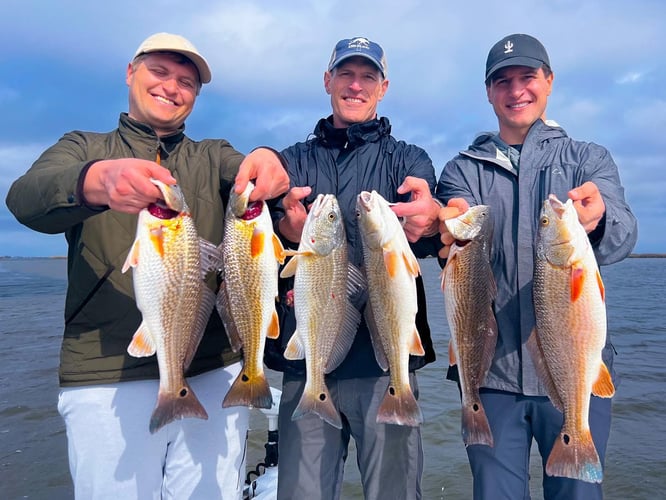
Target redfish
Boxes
[528,194,614,483]
[357,190,424,427]
[122,179,220,433]
[217,182,285,409]
[441,204,497,446]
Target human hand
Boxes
[83,158,176,214]
[278,186,312,243]
[437,198,470,259]
[234,148,290,202]
[568,181,606,233]
[390,176,442,243]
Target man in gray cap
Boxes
[265,36,442,499]
[436,33,637,499]
[6,32,288,499]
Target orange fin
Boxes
[402,251,421,277]
[383,249,399,278]
[127,322,156,357]
[592,362,615,398]
[376,384,423,427]
[448,338,457,366]
[149,226,165,258]
[222,369,273,409]
[272,233,286,264]
[250,228,266,258]
[546,428,602,483]
[409,328,425,356]
[596,269,606,302]
[266,310,280,339]
[570,265,585,302]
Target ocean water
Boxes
[1,257,664,499]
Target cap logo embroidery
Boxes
[348,37,371,50]
[504,41,514,54]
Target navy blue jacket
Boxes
[265,116,439,378]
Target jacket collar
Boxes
[313,115,392,148]
[118,113,186,152]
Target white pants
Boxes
[58,363,249,500]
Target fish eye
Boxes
[328,211,336,221]
[540,216,549,226]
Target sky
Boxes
[1,0,664,256]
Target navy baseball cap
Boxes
[327,37,388,77]
[485,34,550,82]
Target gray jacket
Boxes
[436,119,638,395]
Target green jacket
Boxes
[6,113,244,386]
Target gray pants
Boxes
[276,373,423,500]
[466,389,612,500]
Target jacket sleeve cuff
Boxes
[76,160,109,212]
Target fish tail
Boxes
[292,385,342,429]
[546,429,603,483]
[376,385,423,427]
[149,382,208,434]
[461,401,494,447]
[222,368,273,409]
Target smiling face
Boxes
[126,52,200,137]
[324,56,388,128]
[486,65,553,145]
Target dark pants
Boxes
[276,372,423,500]
[466,389,611,500]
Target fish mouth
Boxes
[241,200,264,221]
[148,200,179,219]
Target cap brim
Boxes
[330,53,385,76]
[138,48,212,84]
[486,56,544,81]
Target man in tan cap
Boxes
[6,32,288,499]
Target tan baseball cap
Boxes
[133,32,212,84]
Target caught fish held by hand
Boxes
[280,194,361,429]
[441,204,497,447]
[357,190,424,427]
[218,181,285,409]
[528,194,614,483]
[122,179,220,433]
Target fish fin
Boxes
[273,234,286,264]
[199,239,223,276]
[376,384,423,427]
[216,281,243,353]
[570,265,585,302]
[448,339,457,366]
[250,227,266,258]
[383,249,400,278]
[461,397,494,447]
[409,328,425,356]
[292,383,342,429]
[222,368,273,409]
[149,381,209,434]
[592,362,615,398]
[364,299,389,372]
[440,252,458,292]
[184,285,216,370]
[121,238,140,273]
[325,301,361,373]
[148,226,165,258]
[127,321,156,357]
[280,256,298,278]
[546,428,603,483]
[526,329,564,412]
[266,310,280,340]
[402,251,421,277]
[284,331,305,360]
[347,263,369,311]
[596,269,605,302]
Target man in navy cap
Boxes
[265,36,442,499]
[436,33,637,499]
